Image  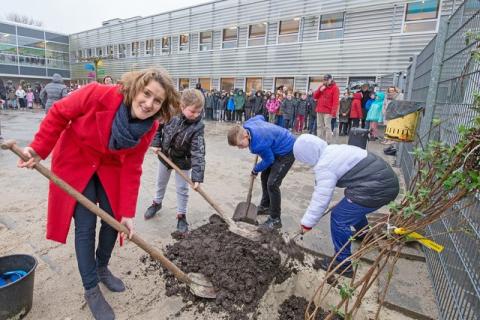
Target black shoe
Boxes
[383,145,395,152]
[259,216,282,231]
[256,206,270,216]
[97,266,125,292]
[84,285,115,320]
[176,214,189,233]
[384,147,397,156]
[144,202,162,220]
[318,257,353,278]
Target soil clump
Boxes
[278,295,343,320]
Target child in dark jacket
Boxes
[145,89,206,234]
[338,89,352,135]
[227,115,295,230]
[295,93,307,133]
[280,92,296,130]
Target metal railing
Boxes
[397,1,480,319]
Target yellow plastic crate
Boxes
[385,111,420,142]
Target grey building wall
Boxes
[69,0,459,92]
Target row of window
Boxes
[176,76,326,94]
[72,0,439,61]
[0,52,69,69]
[0,32,69,53]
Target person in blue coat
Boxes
[227,115,295,230]
[226,91,235,122]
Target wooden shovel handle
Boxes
[245,155,259,210]
[1,140,192,285]
[156,150,232,223]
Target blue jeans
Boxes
[74,174,118,290]
[308,115,317,134]
[331,197,379,262]
[276,115,284,127]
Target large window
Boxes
[308,77,324,91]
[106,45,114,58]
[403,0,440,33]
[199,31,213,51]
[0,43,17,55]
[222,27,238,49]
[318,12,344,40]
[246,78,262,95]
[275,77,295,93]
[96,47,104,57]
[0,32,17,45]
[17,36,44,49]
[131,41,140,56]
[45,42,68,52]
[198,78,211,91]
[118,44,127,58]
[278,19,300,44]
[248,23,267,47]
[348,76,376,90]
[0,53,17,65]
[179,34,189,52]
[221,78,235,92]
[179,78,190,91]
[161,37,171,55]
[146,39,154,55]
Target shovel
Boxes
[1,140,217,299]
[233,156,258,225]
[155,150,262,242]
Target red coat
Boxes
[349,93,363,119]
[313,82,340,116]
[30,83,159,243]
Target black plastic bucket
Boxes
[0,254,38,320]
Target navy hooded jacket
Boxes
[243,115,295,173]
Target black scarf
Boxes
[109,103,154,150]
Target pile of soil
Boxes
[141,215,302,319]
[278,295,343,320]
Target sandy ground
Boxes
[0,110,411,320]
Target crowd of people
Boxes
[0,75,79,112]
[196,75,403,145]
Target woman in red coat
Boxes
[18,68,180,320]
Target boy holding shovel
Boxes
[227,115,295,230]
[293,134,399,277]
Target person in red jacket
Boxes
[17,68,180,320]
[349,92,363,128]
[313,74,340,143]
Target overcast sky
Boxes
[2,0,213,34]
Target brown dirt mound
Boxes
[141,215,302,319]
[278,295,343,320]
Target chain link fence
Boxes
[395,1,480,319]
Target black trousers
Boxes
[74,174,117,290]
[260,152,295,219]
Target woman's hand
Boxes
[193,182,201,190]
[120,217,134,240]
[150,147,160,154]
[17,147,41,169]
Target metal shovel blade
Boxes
[188,273,217,299]
[233,202,258,225]
[228,220,263,242]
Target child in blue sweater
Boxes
[227,115,295,229]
